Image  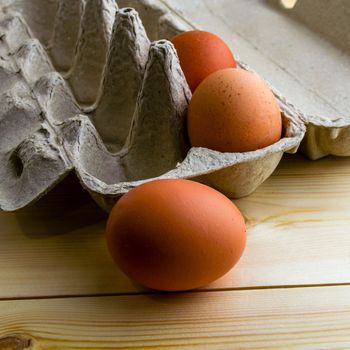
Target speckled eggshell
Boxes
[188,68,283,153]
[106,179,246,291]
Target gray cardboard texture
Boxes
[0,0,349,211]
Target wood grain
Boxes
[1,155,350,298]
[1,285,350,349]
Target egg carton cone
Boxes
[0,0,349,212]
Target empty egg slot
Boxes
[119,40,191,181]
[90,7,150,152]
[77,131,127,185]
[33,72,81,124]
[0,81,43,152]
[0,64,20,95]
[15,38,54,86]
[48,0,84,73]
[0,15,31,54]
[60,115,126,185]
[67,0,117,105]
[0,126,71,211]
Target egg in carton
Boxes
[0,0,348,212]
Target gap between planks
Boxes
[1,281,350,303]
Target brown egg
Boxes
[171,30,237,92]
[106,179,246,291]
[188,68,282,153]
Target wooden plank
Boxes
[1,285,350,349]
[0,174,136,298]
[1,155,350,298]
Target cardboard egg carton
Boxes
[0,0,349,212]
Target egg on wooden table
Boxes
[188,68,282,153]
[171,30,237,92]
[106,179,246,291]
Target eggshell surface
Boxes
[188,68,282,153]
[171,30,236,92]
[106,179,246,291]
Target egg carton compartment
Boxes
[0,0,347,212]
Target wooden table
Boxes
[1,154,350,349]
